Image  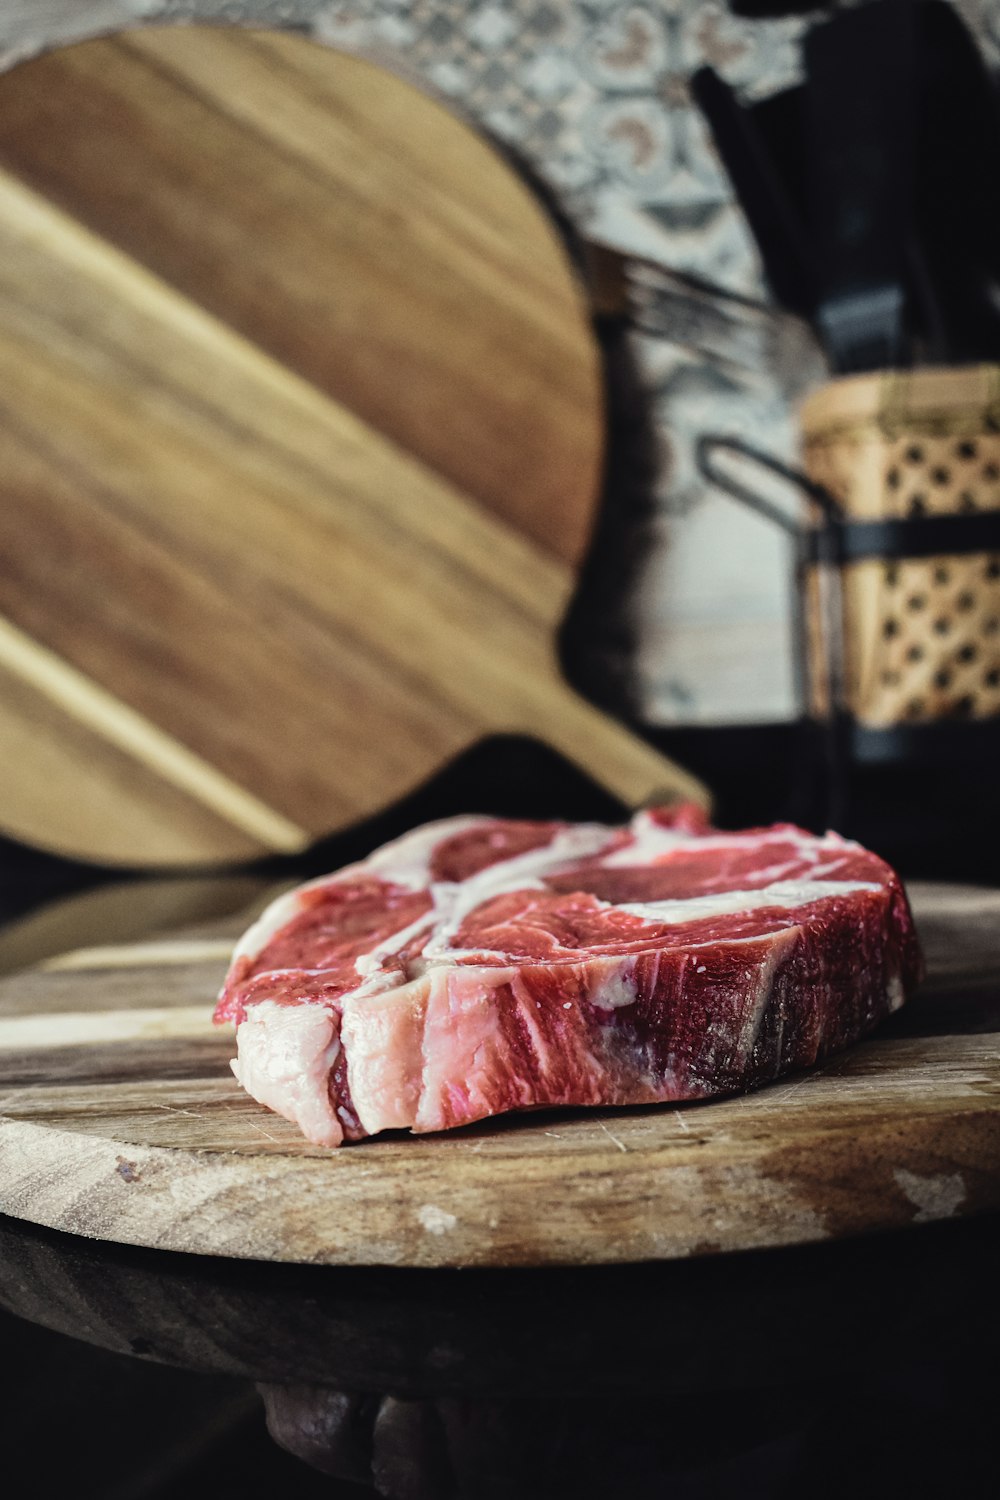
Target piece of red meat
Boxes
[214,806,921,1147]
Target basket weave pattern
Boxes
[800,368,1000,727]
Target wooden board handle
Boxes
[511,671,709,811]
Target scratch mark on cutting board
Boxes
[418,1203,457,1234]
[895,1168,966,1222]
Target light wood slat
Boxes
[41,941,237,973]
[0,880,997,1265]
[0,652,267,865]
[0,962,231,1019]
[0,617,306,851]
[0,1006,215,1048]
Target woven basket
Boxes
[800,365,1000,727]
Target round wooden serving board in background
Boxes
[0,25,703,869]
[0,882,997,1267]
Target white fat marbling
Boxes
[600,812,857,872]
[344,823,617,992]
[227,816,490,971]
[353,908,439,980]
[619,879,882,927]
[420,822,617,958]
[229,813,871,983]
[598,810,691,866]
[232,999,344,1147]
[591,962,638,1010]
[353,815,489,889]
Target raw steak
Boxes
[215,806,921,1146]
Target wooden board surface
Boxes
[0,881,997,1267]
[0,26,703,868]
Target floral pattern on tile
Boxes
[314,0,806,298]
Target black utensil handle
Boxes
[806,1,918,372]
[690,67,816,320]
[694,434,839,532]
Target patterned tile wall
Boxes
[315,0,803,297]
[1,1,997,724]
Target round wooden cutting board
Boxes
[0,882,997,1268]
[0,25,703,869]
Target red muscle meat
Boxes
[214,807,921,1146]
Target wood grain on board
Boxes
[0,881,996,1267]
[0,27,705,868]
[0,26,597,559]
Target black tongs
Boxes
[692,0,1000,373]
